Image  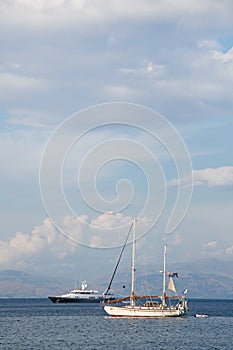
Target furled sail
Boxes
[168,276,177,293]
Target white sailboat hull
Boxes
[104,305,186,318]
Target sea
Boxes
[0,298,232,349]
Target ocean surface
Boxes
[0,298,232,349]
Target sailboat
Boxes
[104,219,188,317]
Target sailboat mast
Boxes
[130,218,136,306]
[162,244,167,306]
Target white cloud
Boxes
[169,166,233,188]
[213,47,233,63]
[0,218,76,270]
[193,167,233,187]
[203,241,218,249]
[201,240,221,257]
[88,213,152,248]
[62,214,87,242]
[226,245,233,255]
[120,60,165,78]
[0,216,79,271]
[0,213,152,271]
[91,212,132,229]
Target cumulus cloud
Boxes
[168,166,233,188]
[203,241,218,249]
[0,213,152,270]
[91,212,132,229]
[226,245,233,256]
[201,240,221,257]
[62,214,87,242]
[89,213,152,248]
[0,217,86,272]
[0,218,62,269]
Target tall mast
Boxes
[130,218,136,306]
[162,243,167,306]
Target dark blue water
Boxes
[0,299,232,349]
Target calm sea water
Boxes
[0,298,232,349]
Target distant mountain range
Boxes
[0,270,68,298]
[0,258,233,298]
[112,258,233,299]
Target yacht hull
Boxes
[104,305,185,317]
[48,296,114,304]
[48,296,102,303]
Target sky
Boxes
[0,0,233,285]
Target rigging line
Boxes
[104,220,134,298]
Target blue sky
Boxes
[0,0,233,283]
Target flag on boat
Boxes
[168,272,178,278]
